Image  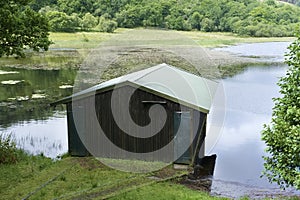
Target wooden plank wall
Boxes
[67,85,206,164]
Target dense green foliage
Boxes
[0,134,17,164]
[262,34,300,189]
[29,0,300,36]
[0,0,52,57]
[0,134,26,164]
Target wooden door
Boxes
[174,112,192,164]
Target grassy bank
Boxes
[49,29,295,49]
[182,31,294,47]
[0,29,294,73]
[0,31,115,70]
[1,134,298,200]
[1,153,299,200]
[1,134,219,200]
[49,32,114,50]
[0,154,225,200]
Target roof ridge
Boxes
[52,63,218,113]
[132,63,168,82]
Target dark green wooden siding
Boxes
[66,85,206,164]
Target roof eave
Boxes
[136,84,210,113]
[51,81,211,113]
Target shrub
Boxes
[81,12,98,31]
[262,34,300,189]
[0,133,18,164]
[46,11,78,32]
[97,16,118,33]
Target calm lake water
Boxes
[0,42,299,198]
[214,41,291,62]
[207,64,296,198]
[0,67,76,157]
[207,42,299,198]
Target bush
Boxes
[0,133,19,164]
[97,17,118,33]
[200,18,215,32]
[46,11,78,32]
[81,12,98,31]
[165,15,192,31]
[262,34,300,189]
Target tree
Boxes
[200,18,215,32]
[262,34,300,189]
[30,0,58,12]
[116,5,143,28]
[56,0,95,16]
[97,16,117,33]
[0,0,52,57]
[165,5,192,31]
[46,11,78,32]
[142,3,164,27]
[81,12,98,30]
[189,12,202,30]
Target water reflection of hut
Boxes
[53,64,217,165]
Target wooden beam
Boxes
[191,115,207,166]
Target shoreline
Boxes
[0,29,292,78]
[0,45,284,80]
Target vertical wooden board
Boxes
[67,102,89,156]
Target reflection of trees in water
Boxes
[0,101,66,128]
[0,67,77,128]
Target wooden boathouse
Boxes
[54,63,217,165]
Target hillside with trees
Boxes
[29,0,300,36]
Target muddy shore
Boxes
[0,44,280,83]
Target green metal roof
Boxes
[57,64,218,113]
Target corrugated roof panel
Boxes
[70,65,162,98]
[135,64,217,112]
[56,63,218,112]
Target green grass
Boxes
[0,156,135,199]
[98,28,198,47]
[182,31,295,47]
[0,31,117,69]
[0,51,82,69]
[49,29,295,50]
[49,31,115,50]
[0,155,224,200]
[110,182,227,200]
[0,154,56,199]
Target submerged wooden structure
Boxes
[54,64,217,165]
